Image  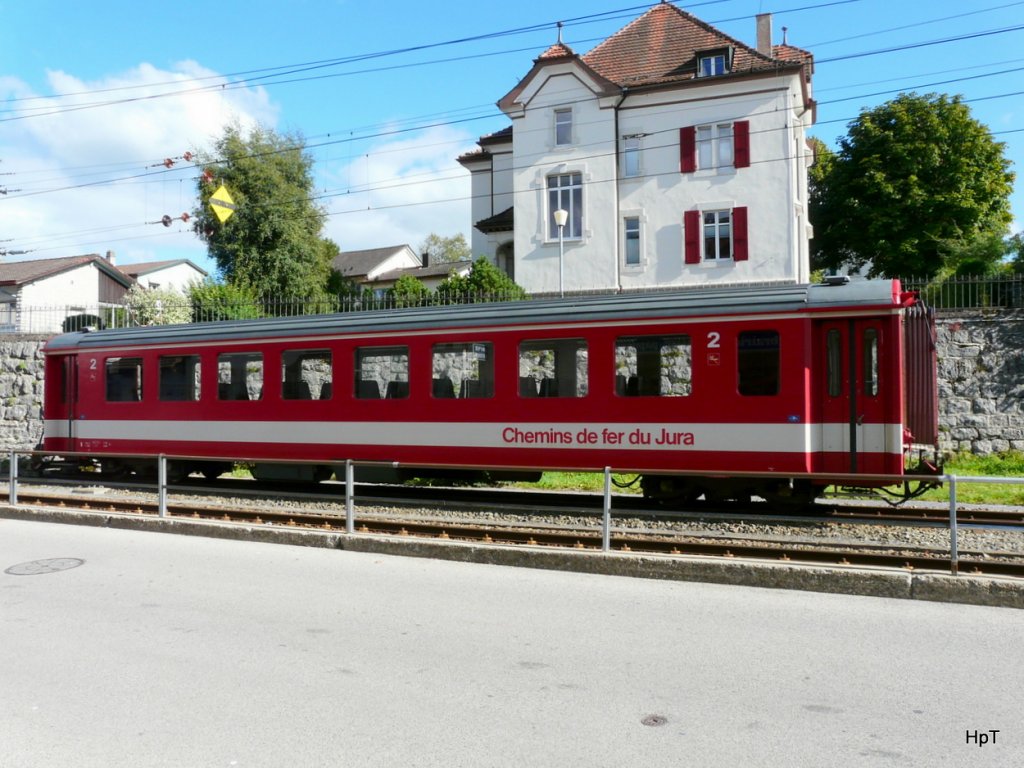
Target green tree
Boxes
[124,285,193,326]
[437,257,528,301]
[420,232,471,264]
[389,274,431,307]
[188,279,263,322]
[192,123,334,302]
[810,93,1015,278]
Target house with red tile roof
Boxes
[458,2,815,294]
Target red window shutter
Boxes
[684,210,701,264]
[679,126,696,173]
[732,206,748,261]
[733,121,750,168]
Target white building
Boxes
[458,2,815,294]
[118,259,208,292]
[0,254,133,333]
[332,245,472,295]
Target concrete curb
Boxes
[3,504,1022,609]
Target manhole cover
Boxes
[5,558,85,576]
[641,715,668,727]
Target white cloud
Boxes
[321,124,477,255]
[0,62,278,270]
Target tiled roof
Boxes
[537,42,575,61]
[374,260,472,283]
[582,2,802,88]
[0,254,132,287]
[772,43,813,69]
[332,245,416,278]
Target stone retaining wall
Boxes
[2,315,1022,456]
[936,311,1024,455]
[0,336,47,451]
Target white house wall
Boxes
[17,264,103,333]
[501,65,812,294]
[511,69,619,294]
[136,263,205,292]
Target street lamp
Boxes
[553,208,568,297]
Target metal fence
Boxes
[898,274,1024,311]
[3,276,1022,334]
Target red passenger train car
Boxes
[41,280,938,503]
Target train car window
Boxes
[282,349,332,400]
[863,329,879,397]
[105,357,143,402]
[826,329,842,397]
[614,335,691,397]
[432,342,494,399]
[159,355,201,401]
[217,353,263,401]
[355,346,408,400]
[518,339,588,398]
[737,330,780,396]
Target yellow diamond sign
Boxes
[210,184,237,223]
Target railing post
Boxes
[345,459,354,534]
[948,474,958,576]
[158,455,168,518]
[602,467,612,552]
[8,450,18,507]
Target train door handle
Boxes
[856,414,865,426]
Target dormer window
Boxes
[696,47,732,77]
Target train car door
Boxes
[43,354,78,452]
[816,318,889,474]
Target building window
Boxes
[703,210,732,260]
[698,54,727,77]
[681,121,748,172]
[624,217,641,267]
[623,136,641,177]
[555,108,572,146]
[685,207,747,264]
[547,172,583,239]
[697,123,734,170]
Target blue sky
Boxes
[2,0,1022,278]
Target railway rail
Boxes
[5,486,1023,579]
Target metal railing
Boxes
[5,449,1022,576]
[898,274,1024,311]
[2,277,1022,335]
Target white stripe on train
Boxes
[45,420,904,455]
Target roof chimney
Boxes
[105,250,116,266]
[756,13,772,56]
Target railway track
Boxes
[6,487,1024,579]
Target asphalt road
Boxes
[1,518,1021,767]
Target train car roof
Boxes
[44,279,905,352]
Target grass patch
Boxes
[914,451,1024,506]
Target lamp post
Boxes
[553,208,568,297]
